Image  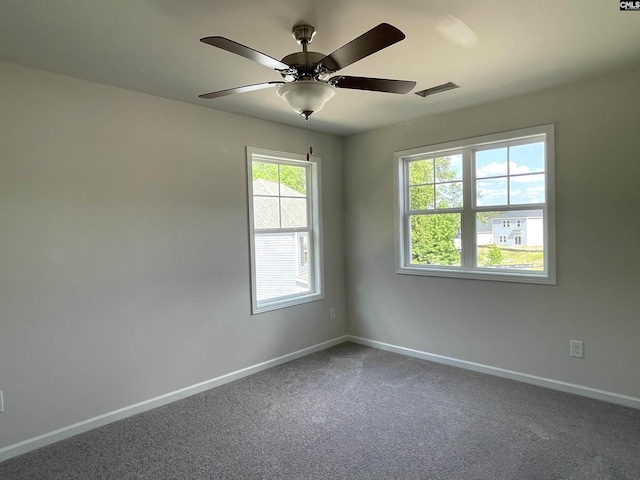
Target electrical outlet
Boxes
[570,340,584,358]
[329,308,336,320]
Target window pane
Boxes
[252,162,279,194]
[435,154,462,182]
[509,142,544,174]
[253,196,280,228]
[410,213,461,266]
[255,233,311,303]
[476,178,508,206]
[281,197,307,227]
[476,147,507,178]
[509,174,545,205]
[279,165,306,196]
[410,185,434,210]
[475,210,544,271]
[409,158,433,185]
[436,182,463,209]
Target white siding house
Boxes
[476,218,493,246]
[491,210,544,247]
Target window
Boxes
[395,125,555,284]
[247,147,323,313]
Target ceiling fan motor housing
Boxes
[280,51,329,80]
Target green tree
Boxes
[252,162,306,194]
[411,214,460,265]
[409,156,461,265]
[487,243,503,265]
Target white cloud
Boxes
[476,162,507,177]
[477,161,543,178]
[509,161,534,175]
[510,184,545,203]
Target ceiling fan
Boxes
[199,23,416,120]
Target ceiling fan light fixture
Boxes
[277,81,335,119]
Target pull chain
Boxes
[306,117,313,161]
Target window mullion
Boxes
[403,159,412,265]
[506,146,511,206]
[462,148,475,267]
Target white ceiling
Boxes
[1,0,640,136]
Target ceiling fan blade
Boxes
[318,23,406,72]
[329,76,416,94]
[200,36,289,70]
[199,81,285,99]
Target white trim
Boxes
[396,125,554,159]
[0,335,348,463]
[347,335,640,410]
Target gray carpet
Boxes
[1,342,639,479]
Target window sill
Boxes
[397,265,556,285]
[253,292,325,314]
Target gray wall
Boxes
[0,62,347,448]
[343,66,640,399]
[3,58,640,452]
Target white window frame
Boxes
[395,125,556,284]
[247,147,324,314]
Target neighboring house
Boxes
[454,218,492,251]
[453,210,544,252]
[476,217,493,246]
[490,210,543,247]
[455,209,543,251]
[252,179,309,301]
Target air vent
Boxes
[415,82,459,97]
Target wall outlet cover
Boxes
[570,340,584,358]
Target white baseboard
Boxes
[0,335,349,463]
[3,333,638,463]
[347,335,640,410]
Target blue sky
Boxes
[475,142,545,206]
